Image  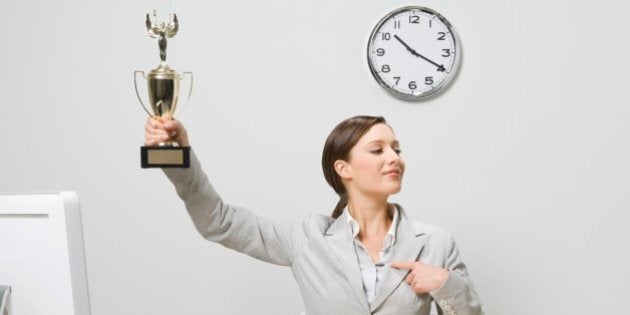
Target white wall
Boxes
[1,0,629,314]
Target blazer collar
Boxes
[370,205,427,312]
[324,204,427,313]
[324,208,371,312]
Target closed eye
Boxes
[370,148,401,154]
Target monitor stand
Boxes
[0,286,10,315]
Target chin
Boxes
[384,184,402,196]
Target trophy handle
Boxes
[134,70,154,117]
[177,71,193,116]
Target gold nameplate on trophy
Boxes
[134,11,193,168]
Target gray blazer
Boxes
[164,151,483,315]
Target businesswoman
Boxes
[145,115,483,315]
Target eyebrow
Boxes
[365,139,400,146]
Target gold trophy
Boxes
[135,11,192,168]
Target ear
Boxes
[334,159,352,180]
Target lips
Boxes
[384,169,402,176]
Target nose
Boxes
[385,147,400,165]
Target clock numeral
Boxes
[425,77,434,85]
[376,48,385,56]
[429,20,433,28]
[381,65,391,73]
[408,81,417,90]
[409,15,420,24]
[382,32,391,40]
[437,32,446,40]
[442,49,451,57]
[393,20,401,29]
[393,76,401,85]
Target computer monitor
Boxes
[0,191,91,315]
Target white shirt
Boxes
[345,206,399,306]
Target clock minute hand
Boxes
[393,34,446,72]
[393,34,418,55]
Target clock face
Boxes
[367,6,461,100]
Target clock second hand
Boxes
[393,34,445,72]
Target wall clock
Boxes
[367,6,461,100]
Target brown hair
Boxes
[322,115,387,218]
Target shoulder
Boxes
[413,220,451,237]
[396,204,454,243]
[410,219,457,249]
[304,213,335,231]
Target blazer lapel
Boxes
[369,205,427,312]
[324,211,371,313]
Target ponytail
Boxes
[331,193,348,219]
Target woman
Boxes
[145,115,483,314]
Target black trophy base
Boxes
[141,146,190,168]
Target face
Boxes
[335,123,405,199]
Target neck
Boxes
[347,192,392,238]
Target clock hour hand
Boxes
[393,34,446,72]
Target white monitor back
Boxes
[0,191,91,315]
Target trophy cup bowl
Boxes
[135,65,193,168]
[135,11,193,168]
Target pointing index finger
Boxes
[390,261,416,270]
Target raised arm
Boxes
[146,117,308,266]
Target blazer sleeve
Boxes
[430,233,484,315]
[162,149,308,267]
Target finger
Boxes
[147,116,166,130]
[147,116,160,126]
[405,273,415,284]
[147,133,169,144]
[391,261,416,270]
[145,134,157,145]
[144,135,155,146]
[163,118,179,131]
[158,133,171,142]
[411,281,420,292]
[145,128,170,140]
[145,123,168,135]
[147,129,169,136]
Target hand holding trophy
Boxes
[135,11,193,168]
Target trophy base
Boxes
[141,146,190,168]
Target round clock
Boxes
[367,6,461,100]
